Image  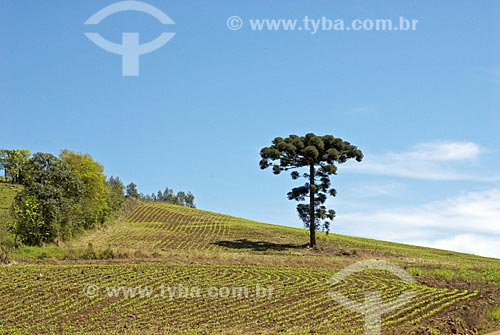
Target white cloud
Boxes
[414,234,500,259]
[347,141,498,181]
[346,182,405,198]
[407,142,481,161]
[337,189,500,258]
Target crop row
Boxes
[87,204,232,252]
[0,263,476,334]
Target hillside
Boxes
[0,199,499,334]
[0,183,22,219]
[76,203,500,267]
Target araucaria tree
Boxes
[259,133,363,248]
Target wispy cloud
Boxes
[412,234,500,259]
[346,182,405,198]
[347,141,498,181]
[406,141,481,161]
[337,188,500,258]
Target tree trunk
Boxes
[309,163,316,248]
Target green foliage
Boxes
[0,148,31,183]
[60,150,110,229]
[107,176,125,212]
[126,182,140,199]
[260,133,363,247]
[7,149,126,247]
[13,195,45,246]
[75,243,116,260]
[130,183,196,208]
[81,242,97,260]
[148,187,196,207]
[13,152,83,245]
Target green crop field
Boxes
[0,184,499,334]
[0,263,478,334]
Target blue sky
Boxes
[2,1,500,258]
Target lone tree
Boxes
[259,133,363,248]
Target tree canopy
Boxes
[0,149,31,183]
[1,147,197,246]
[107,176,125,212]
[14,152,83,245]
[141,187,196,208]
[60,150,111,229]
[259,133,363,248]
[126,182,140,199]
[4,149,117,245]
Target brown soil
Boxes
[401,277,500,335]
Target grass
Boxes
[13,244,67,260]
[0,182,22,219]
[0,183,22,262]
[0,199,499,334]
[491,307,500,322]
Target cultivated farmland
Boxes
[0,263,478,334]
[1,199,499,334]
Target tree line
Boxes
[124,182,195,208]
[0,149,195,246]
